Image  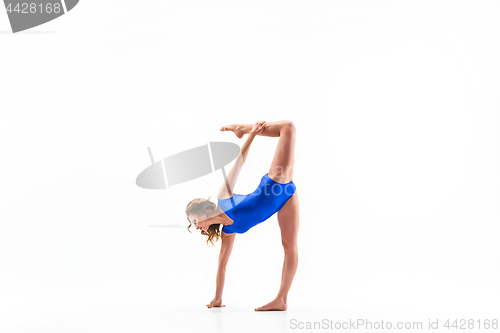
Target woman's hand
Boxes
[207,298,225,308]
[250,121,266,135]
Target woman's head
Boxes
[185,197,221,247]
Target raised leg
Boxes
[268,121,295,184]
[255,191,299,311]
[221,120,296,183]
[220,120,292,138]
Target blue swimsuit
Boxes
[217,173,297,234]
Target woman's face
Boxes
[188,213,209,232]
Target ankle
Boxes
[276,296,287,304]
[235,124,252,134]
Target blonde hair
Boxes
[185,196,221,247]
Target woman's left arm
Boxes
[217,121,265,199]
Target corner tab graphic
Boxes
[3,0,79,33]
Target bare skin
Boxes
[221,121,299,311]
[220,124,245,138]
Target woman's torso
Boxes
[217,173,296,234]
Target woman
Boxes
[185,120,299,311]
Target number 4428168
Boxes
[444,319,498,330]
[5,3,62,14]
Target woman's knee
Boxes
[278,121,295,137]
[282,243,298,254]
[283,120,295,132]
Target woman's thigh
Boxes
[277,191,299,250]
[268,121,296,184]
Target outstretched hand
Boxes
[250,121,266,135]
[207,298,225,308]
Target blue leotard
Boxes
[217,173,297,234]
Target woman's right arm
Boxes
[207,231,236,308]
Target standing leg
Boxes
[255,191,299,311]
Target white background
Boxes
[1,1,499,332]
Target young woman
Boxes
[185,120,299,311]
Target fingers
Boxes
[254,121,266,134]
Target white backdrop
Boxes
[1,1,499,332]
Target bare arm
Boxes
[217,121,266,200]
[207,231,236,308]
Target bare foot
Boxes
[220,124,245,139]
[254,298,287,311]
